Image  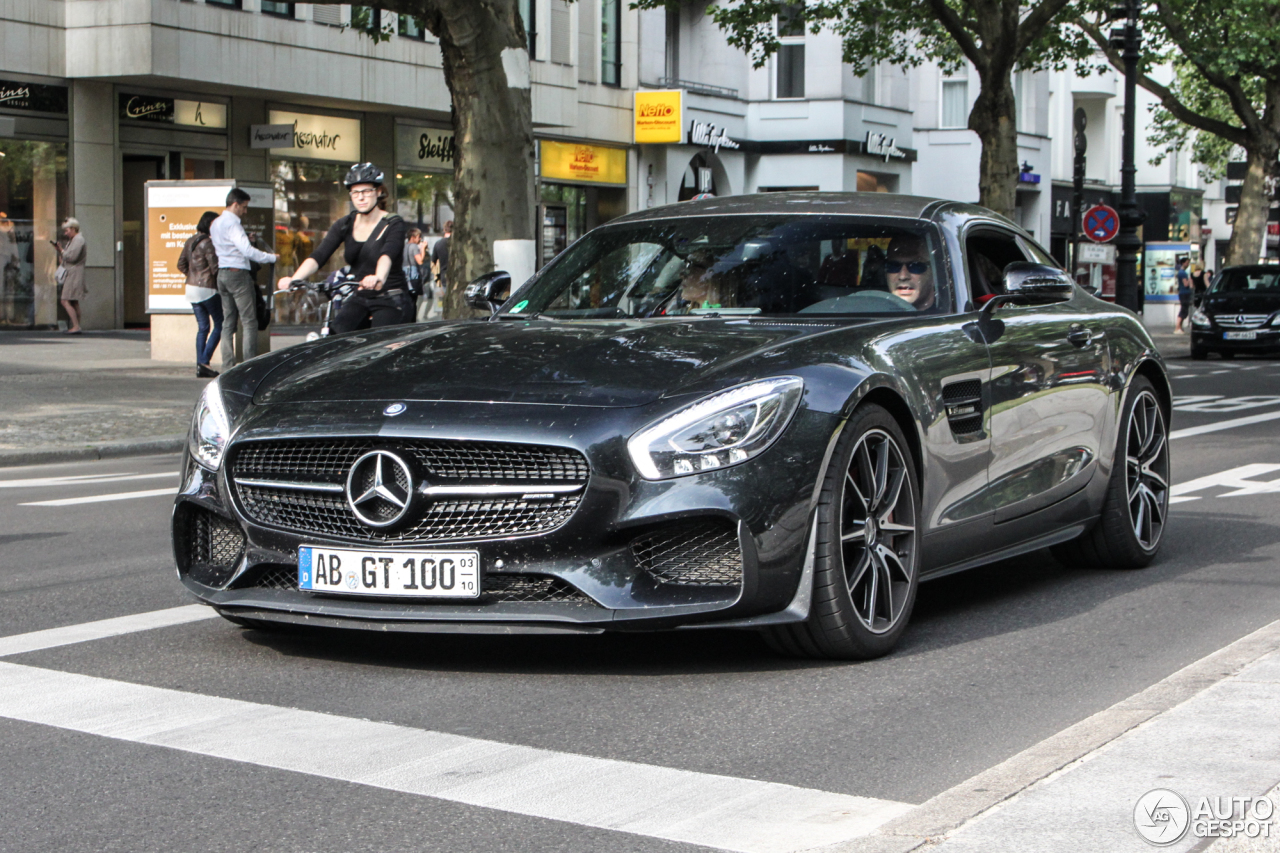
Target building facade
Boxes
[0,0,641,330]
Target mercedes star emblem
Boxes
[1236,313,1246,326]
[346,450,413,528]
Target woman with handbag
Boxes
[178,211,223,377]
[57,218,87,334]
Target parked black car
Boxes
[1190,265,1280,359]
[174,193,1171,659]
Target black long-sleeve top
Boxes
[309,212,408,291]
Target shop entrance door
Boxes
[122,155,166,325]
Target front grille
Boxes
[229,438,588,544]
[1216,314,1271,328]
[180,506,246,587]
[240,564,594,605]
[631,519,743,586]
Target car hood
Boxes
[254,318,856,408]
[1205,292,1280,316]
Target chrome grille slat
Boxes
[1216,313,1271,328]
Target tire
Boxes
[764,404,921,660]
[1051,376,1170,569]
[1190,345,1208,360]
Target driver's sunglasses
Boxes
[885,260,929,275]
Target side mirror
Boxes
[465,271,512,315]
[1002,262,1075,301]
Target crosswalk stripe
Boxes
[1169,409,1280,440]
[19,487,178,507]
[0,605,218,658]
[0,661,912,852]
[0,471,176,490]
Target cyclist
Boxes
[277,163,411,332]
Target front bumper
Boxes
[1192,326,1280,353]
[172,399,836,633]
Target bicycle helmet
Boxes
[343,162,385,187]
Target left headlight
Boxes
[628,377,804,480]
[1191,308,1211,327]
[189,378,231,471]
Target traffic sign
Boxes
[1083,204,1120,243]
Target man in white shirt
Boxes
[211,187,278,369]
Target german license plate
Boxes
[298,546,480,598]
[1224,331,1257,340]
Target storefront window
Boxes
[0,139,68,328]
[271,159,350,323]
[395,172,454,234]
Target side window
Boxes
[1018,236,1061,269]
[964,229,1029,303]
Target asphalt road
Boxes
[2,351,1278,852]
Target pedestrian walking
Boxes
[1174,257,1192,334]
[404,227,426,320]
[57,218,87,335]
[178,211,222,377]
[430,219,452,319]
[211,188,277,369]
[1191,264,1208,308]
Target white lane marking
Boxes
[1168,464,1280,504]
[0,471,176,490]
[0,662,912,853]
[1171,395,1280,412]
[1169,409,1280,440]
[19,487,178,507]
[0,605,218,658]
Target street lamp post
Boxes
[1112,0,1145,312]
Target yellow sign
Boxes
[540,140,627,185]
[634,90,684,144]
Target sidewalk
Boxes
[0,328,309,466]
[830,619,1280,853]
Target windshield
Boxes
[501,215,951,319]
[1212,269,1280,294]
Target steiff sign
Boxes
[266,110,361,163]
[395,124,456,173]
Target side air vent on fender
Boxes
[941,379,984,436]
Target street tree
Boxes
[1079,0,1280,267]
[642,0,1099,219]
[324,0,534,316]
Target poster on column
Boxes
[145,181,274,313]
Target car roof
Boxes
[612,191,1018,229]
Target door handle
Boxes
[1067,326,1093,347]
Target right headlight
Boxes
[189,378,231,471]
[627,377,804,480]
[1191,308,1211,327]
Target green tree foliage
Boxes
[639,0,1103,218]
[1079,0,1280,266]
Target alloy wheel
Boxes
[1125,390,1170,551]
[840,429,917,634]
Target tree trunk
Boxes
[1224,142,1276,267]
[968,71,1020,220]
[435,0,535,317]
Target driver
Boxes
[885,235,936,310]
[675,250,725,310]
[278,163,410,332]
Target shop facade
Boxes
[0,78,70,329]
[537,139,630,266]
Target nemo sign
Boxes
[540,140,627,185]
[634,90,684,144]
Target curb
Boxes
[0,435,186,468]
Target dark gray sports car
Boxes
[173,193,1171,659]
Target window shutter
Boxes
[312,3,341,25]
[578,0,597,83]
